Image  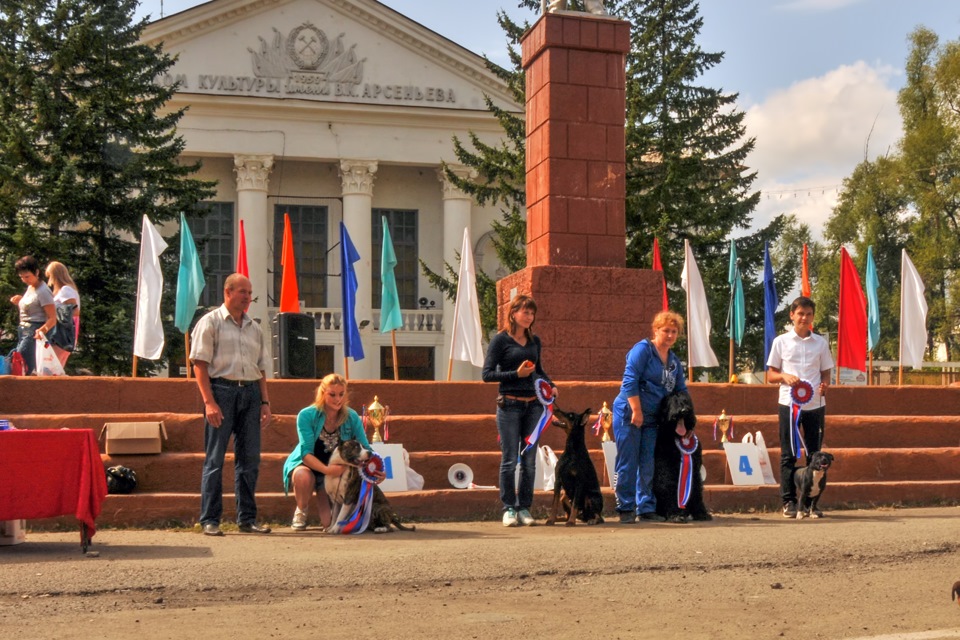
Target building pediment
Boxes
[142,0,519,113]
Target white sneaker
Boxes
[502,508,518,527]
[517,509,535,526]
[292,508,307,530]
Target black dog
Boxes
[794,450,834,519]
[546,407,604,526]
[653,391,711,523]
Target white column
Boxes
[234,154,274,374]
[438,165,478,381]
[339,159,378,380]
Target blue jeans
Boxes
[14,322,43,375]
[613,410,658,515]
[497,398,541,511]
[200,383,262,526]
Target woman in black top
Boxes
[481,295,557,527]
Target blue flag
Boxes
[174,213,205,334]
[380,216,403,333]
[726,239,745,346]
[340,222,364,361]
[762,242,779,369]
[865,245,880,351]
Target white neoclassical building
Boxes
[143,0,520,380]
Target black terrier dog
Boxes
[546,407,605,526]
[653,391,711,523]
[794,450,834,519]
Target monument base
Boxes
[497,265,664,380]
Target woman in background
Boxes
[45,261,80,366]
[9,256,56,375]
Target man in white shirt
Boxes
[190,274,272,536]
[766,296,834,518]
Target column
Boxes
[438,165,478,381]
[234,154,274,374]
[339,159,378,380]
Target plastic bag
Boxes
[35,339,65,376]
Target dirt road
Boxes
[2,507,960,640]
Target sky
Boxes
[134,0,960,240]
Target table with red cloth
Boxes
[0,429,108,551]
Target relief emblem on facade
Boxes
[248,22,365,95]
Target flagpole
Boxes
[344,357,350,381]
[446,320,459,382]
[868,351,873,386]
[391,330,399,381]
[728,339,734,381]
[132,355,138,378]
[185,332,192,379]
[686,268,693,382]
[835,249,842,386]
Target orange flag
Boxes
[801,243,811,297]
[652,237,668,311]
[279,213,300,313]
[237,219,249,277]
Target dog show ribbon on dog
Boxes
[675,434,699,509]
[331,452,385,535]
[788,380,813,459]
[521,378,555,455]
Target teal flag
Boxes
[726,239,745,346]
[174,213,205,334]
[865,245,880,351]
[380,216,403,333]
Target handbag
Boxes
[35,339,65,376]
[48,303,77,352]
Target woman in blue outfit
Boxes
[613,311,687,524]
[482,295,557,528]
[282,373,372,531]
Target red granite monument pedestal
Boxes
[498,12,662,380]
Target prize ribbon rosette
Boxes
[521,378,555,455]
[788,380,813,459]
[331,451,385,535]
[674,435,699,509]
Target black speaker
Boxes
[278,312,316,379]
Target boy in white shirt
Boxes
[766,296,834,518]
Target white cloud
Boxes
[741,61,903,238]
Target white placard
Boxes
[754,432,778,485]
[723,441,765,486]
[601,440,618,489]
[370,443,409,493]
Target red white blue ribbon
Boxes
[789,380,813,459]
[331,452,384,535]
[675,435,699,509]
[591,413,603,437]
[522,378,555,455]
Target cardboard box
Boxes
[100,421,167,455]
[0,520,26,546]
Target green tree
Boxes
[896,27,960,360]
[0,0,216,374]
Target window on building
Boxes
[187,202,234,308]
[381,346,434,380]
[372,209,418,310]
[273,204,329,308]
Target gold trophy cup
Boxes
[367,396,386,443]
[716,409,731,445]
[599,401,613,442]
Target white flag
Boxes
[899,249,928,369]
[133,215,169,360]
[681,239,719,368]
[450,227,484,368]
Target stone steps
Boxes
[3,377,959,527]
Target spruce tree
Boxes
[0,0,215,375]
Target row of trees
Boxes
[0,0,215,375]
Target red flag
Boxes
[237,219,249,277]
[652,237,668,311]
[801,243,811,297]
[279,213,300,313]
[837,247,867,372]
